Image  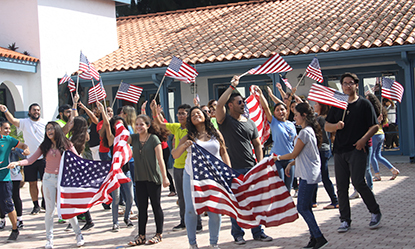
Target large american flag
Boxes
[306,57,323,83]
[57,122,132,219]
[88,78,107,104]
[247,53,292,75]
[307,83,349,110]
[190,143,298,228]
[115,82,143,104]
[381,77,404,103]
[79,52,100,81]
[245,85,270,145]
[164,56,198,83]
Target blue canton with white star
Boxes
[60,151,112,189]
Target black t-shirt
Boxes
[88,122,100,147]
[326,96,378,153]
[218,114,259,169]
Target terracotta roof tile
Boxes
[94,0,415,72]
[0,47,39,62]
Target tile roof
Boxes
[94,0,415,72]
[0,46,39,62]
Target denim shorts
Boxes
[0,181,15,214]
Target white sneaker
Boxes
[209,245,220,249]
[349,190,360,199]
[76,234,85,247]
[293,189,298,198]
[45,239,53,249]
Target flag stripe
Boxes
[307,83,348,110]
[248,53,292,75]
[164,56,198,83]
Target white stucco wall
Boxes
[1,0,119,121]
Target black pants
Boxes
[334,149,380,224]
[163,147,175,193]
[136,181,163,235]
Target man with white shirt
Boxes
[0,103,47,215]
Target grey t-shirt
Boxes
[295,126,321,184]
[218,114,259,169]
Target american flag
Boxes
[307,83,349,110]
[381,77,404,103]
[306,57,324,83]
[59,74,72,85]
[247,53,292,75]
[79,52,100,81]
[88,78,107,104]
[245,85,270,145]
[364,84,373,96]
[115,82,143,104]
[164,56,198,83]
[190,143,298,228]
[57,122,132,219]
[68,78,76,93]
[282,78,292,90]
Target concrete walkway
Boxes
[1,156,414,248]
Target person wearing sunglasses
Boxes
[216,76,272,245]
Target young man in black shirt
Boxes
[325,72,381,233]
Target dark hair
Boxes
[136,115,170,142]
[29,103,40,112]
[101,116,128,148]
[295,103,322,148]
[186,106,224,147]
[70,117,89,154]
[366,93,382,117]
[274,102,287,111]
[59,104,71,113]
[317,102,330,116]
[226,93,243,109]
[39,121,72,158]
[341,72,359,85]
[178,103,191,113]
[116,107,123,115]
[207,99,217,108]
[0,117,9,128]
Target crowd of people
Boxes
[0,72,400,249]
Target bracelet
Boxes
[4,109,7,113]
[72,108,76,111]
[229,85,235,90]
[276,155,281,161]
[153,115,158,118]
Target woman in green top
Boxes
[127,115,170,246]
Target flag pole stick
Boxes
[193,64,197,101]
[295,71,306,88]
[76,73,80,94]
[341,108,347,122]
[154,75,166,101]
[111,81,123,110]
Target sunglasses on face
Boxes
[237,100,244,105]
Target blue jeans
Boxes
[110,172,133,224]
[371,134,394,173]
[183,171,221,245]
[313,150,338,205]
[366,146,373,190]
[230,168,263,240]
[297,179,323,238]
[275,159,295,192]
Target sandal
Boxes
[390,168,400,180]
[373,173,381,181]
[168,192,177,197]
[128,234,146,246]
[147,233,162,244]
[323,203,339,209]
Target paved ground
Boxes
[1,156,414,249]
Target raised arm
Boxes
[276,83,286,100]
[0,104,20,127]
[97,101,114,146]
[217,75,239,124]
[78,101,99,124]
[140,101,147,115]
[257,86,273,123]
[267,86,283,105]
[61,94,79,135]
[150,99,167,129]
